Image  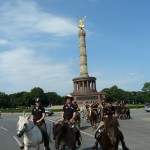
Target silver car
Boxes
[45,109,54,116]
[144,102,150,112]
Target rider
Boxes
[31,98,50,150]
[91,96,129,150]
[61,93,81,146]
[73,101,79,111]
[91,101,99,116]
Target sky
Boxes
[0,0,150,96]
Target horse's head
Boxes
[17,115,30,138]
[53,122,68,149]
[104,116,119,145]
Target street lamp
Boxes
[132,91,138,109]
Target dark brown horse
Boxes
[88,106,98,130]
[53,121,76,150]
[74,111,81,128]
[98,116,120,150]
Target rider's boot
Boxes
[91,139,98,149]
[76,139,81,146]
[118,129,129,150]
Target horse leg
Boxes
[24,146,29,150]
[60,145,65,150]
[36,145,40,150]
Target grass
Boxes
[0,104,144,113]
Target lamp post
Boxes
[132,91,138,109]
[11,99,13,114]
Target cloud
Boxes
[0,48,74,95]
[0,0,77,38]
[0,39,8,45]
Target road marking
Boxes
[0,126,8,132]
[13,136,23,147]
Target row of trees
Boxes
[0,82,150,108]
[0,87,65,109]
[102,83,150,104]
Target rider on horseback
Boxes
[91,96,129,150]
[32,98,50,150]
[61,94,81,147]
[20,97,50,150]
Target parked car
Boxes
[144,102,150,112]
[45,109,54,116]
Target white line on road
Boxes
[13,136,23,147]
[0,126,8,132]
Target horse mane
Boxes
[104,116,119,129]
[53,122,68,136]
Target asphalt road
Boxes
[0,109,149,150]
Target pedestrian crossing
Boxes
[46,116,61,123]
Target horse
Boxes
[74,111,81,128]
[97,116,120,150]
[120,106,130,119]
[116,105,130,120]
[88,105,98,130]
[17,114,51,150]
[80,105,89,123]
[53,121,77,150]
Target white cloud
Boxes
[0,0,77,37]
[0,39,8,45]
[0,48,74,95]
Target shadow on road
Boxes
[80,126,90,130]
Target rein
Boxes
[18,124,35,134]
[26,124,35,132]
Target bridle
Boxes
[17,123,35,135]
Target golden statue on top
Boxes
[78,16,86,29]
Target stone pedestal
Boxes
[72,77,105,104]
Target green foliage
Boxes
[1,82,150,108]
[101,85,150,104]
[141,82,150,92]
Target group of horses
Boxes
[16,103,130,150]
[80,103,131,129]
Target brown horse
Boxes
[88,106,98,130]
[115,105,131,120]
[120,106,130,120]
[97,116,120,150]
[53,121,76,150]
[74,111,81,128]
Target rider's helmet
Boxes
[65,93,74,101]
[35,97,41,103]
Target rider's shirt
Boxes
[103,106,115,116]
[63,104,76,120]
[32,106,45,123]
[73,103,78,110]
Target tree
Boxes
[0,92,10,108]
[141,82,150,92]
[30,87,47,105]
[45,92,64,105]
